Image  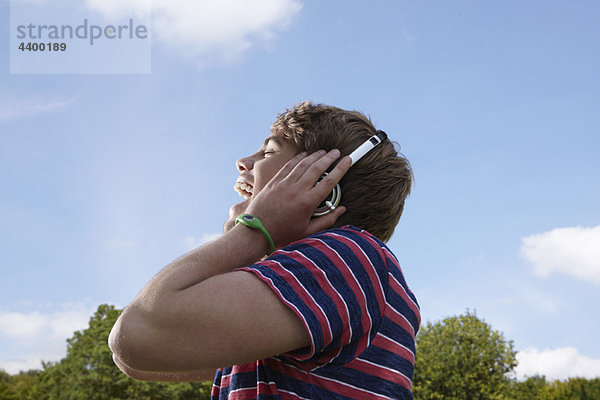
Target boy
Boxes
[109,102,420,399]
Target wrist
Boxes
[235,214,275,256]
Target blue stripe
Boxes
[360,342,416,381]
[379,317,416,355]
[388,261,420,313]
[220,226,418,400]
[249,255,325,357]
[298,240,363,363]
[326,230,386,342]
[282,243,346,357]
[314,365,414,400]
[387,287,420,336]
[261,361,357,400]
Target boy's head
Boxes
[270,101,413,242]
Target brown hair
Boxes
[271,101,413,242]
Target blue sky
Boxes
[1,0,599,380]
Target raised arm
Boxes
[108,150,352,381]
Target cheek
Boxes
[255,162,286,192]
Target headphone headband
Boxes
[312,130,388,217]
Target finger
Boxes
[309,154,352,200]
[270,151,308,182]
[294,149,342,188]
[307,206,347,234]
[284,149,328,183]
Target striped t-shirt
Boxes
[211,225,420,400]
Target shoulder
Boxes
[278,225,392,272]
[285,225,389,256]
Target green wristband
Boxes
[235,214,275,256]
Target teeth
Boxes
[234,182,253,199]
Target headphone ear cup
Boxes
[312,184,341,217]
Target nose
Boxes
[236,155,253,172]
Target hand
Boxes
[224,198,250,233]
[245,149,352,249]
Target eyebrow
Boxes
[262,135,282,148]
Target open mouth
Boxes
[234,181,254,199]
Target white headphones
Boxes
[312,131,388,217]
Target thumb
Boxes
[306,206,347,235]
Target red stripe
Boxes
[326,232,387,310]
[227,386,258,399]
[219,363,256,387]
[263,358,392,400]
[313,238,373,357]
[257,381,279,396]
[244,258,332,358]
[347,357,412,391]
[265,251,333,350]
[256,381,311,400]
[389,273,420,327]
[210,384,220,397]
[267,258,332,347]
[371,333,415,363]
[384,248,421,326]
[386,302,415,338]
[325,232,388,352]
[297,243,352,347]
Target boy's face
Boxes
[233,133,299,201]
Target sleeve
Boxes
[236,227,389,371]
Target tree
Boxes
[413,310,517,400]
[509,375,554,400]
[36,304,212,400]
[0,370,17,400]
[547,377,600,400]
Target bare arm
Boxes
[109,150,351,380]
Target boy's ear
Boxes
[312,180,341,218]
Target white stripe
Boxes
[278,388,313,400]
[326,232,383,336]
[382,245,400,265]
[376,332,416,359]
[313,239,356,344]
[221,369,232,379]
[389,272,420,320]
[293,246,349,366]
[275,251,333,351]
[229,385,257,393]
[328,231,387,306]
[384,247,420,313]
[387,301,416,337]
[312,371,397,400]
[252,263,316,355]
[314,237,375,365]
[355,356,412,389]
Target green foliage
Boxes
[0,370,17,400]
[2,305,599,399]
[1,304,212,400]
[509,375,553,400]
[413,310,517,400]
[508,376,600,400]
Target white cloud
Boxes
[516,347,600,380]
[0,94,76,121]
[0,304,91,340]
[85,0,303,66]
[183,233,222,251]
[520,225,600,284]
[83,0,150,18]
[1,358,44,374]
[0,303,95,374]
